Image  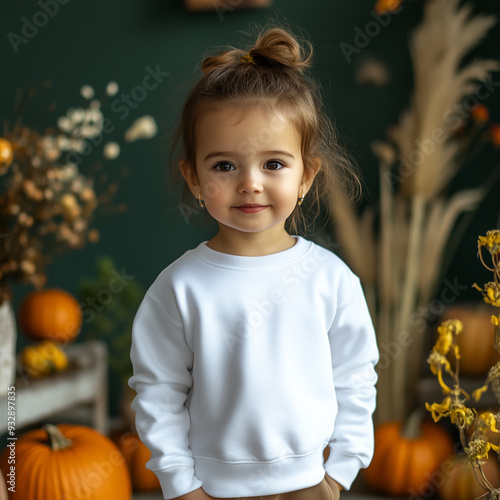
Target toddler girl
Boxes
[129,26,379,500]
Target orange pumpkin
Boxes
[364,417,453,496]
[18,289,82,343]
[0,424,131,500]
[438,453,500,500]
[440,304,498,376]
[111,428,161,492]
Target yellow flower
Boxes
[439,319,463,336]
[427,350,451,375]
[426,396,452,422]
[473,282,500,308]
[466,438,500,460]
[485,282,500,307]
[479,230,500,255]
[492,315,500,327]
[474,362,500,401]
[427,350,452,393]
[435,319,463,354]
[473,384,489,401]
[435,329,453,356]
[477,412,500,433]
[426,396,475,428]
[449,405,476,429]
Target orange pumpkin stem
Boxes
[43,424,73,451]
[401,408,423,439]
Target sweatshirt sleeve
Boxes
[325,277,379,490]
[128,290,203,499]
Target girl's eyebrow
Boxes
[203,150,296,161]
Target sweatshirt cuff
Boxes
[156,465,203,500]
[324,449,364,491]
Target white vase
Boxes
[0,300,16,395]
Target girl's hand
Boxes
[324,474,342,500]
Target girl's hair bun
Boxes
[201,27,312,74]
[251,27,312,72]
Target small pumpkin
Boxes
[438,453,500,500]
[440,303,498,376]
[0,424,131,500]
[19,288,83,343]
[364,412,453,496]
[19,340,69,378]
[111,428,161,492]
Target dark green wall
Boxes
[2,0,499,412]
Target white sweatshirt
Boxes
[129,236,379,499]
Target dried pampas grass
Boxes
[394,0,498,200]
[329,0,499,422]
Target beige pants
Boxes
[211,477,336,500]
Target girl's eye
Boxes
[264,160,285,171]
[214,162,235,172]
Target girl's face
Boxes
[182,105,316,242]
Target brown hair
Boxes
[170,25,361,234]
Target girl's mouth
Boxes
[234,204,268,214]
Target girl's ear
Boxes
[180,160,200,196]
[301,157,321,195]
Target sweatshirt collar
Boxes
[193,236,312,270]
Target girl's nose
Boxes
[237,168,263,194]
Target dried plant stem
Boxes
[379,161,394,308]
[401,407,424,439]
[398,195,426,334]
[377,161,395,421]
[393,195,426,417]
[469,450,493,494]
[364,285,377,327]
[466,438,496,494]
[455,331,495,496]
[376,307,392,421]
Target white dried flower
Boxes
[70,177,85,193]
[61,163,78,181]
[58,116,73,133]
[81,85,95,100]
[56,135,71,150]
[45,147,61,162]
[69,139,85,153]
[31,157,42,168]
[69,108,85,125]
[355,57,390,87]
[41,135,55,150]
[106,81,119,96]
[20,260,36,274]
[125,115,158,142]
[79,125,101,139]
[84,108,103,125]
[104,142,120,160]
